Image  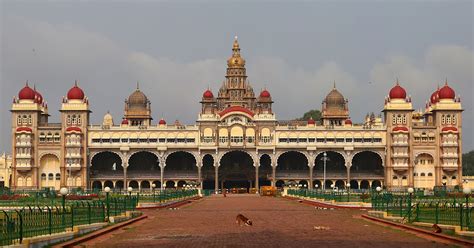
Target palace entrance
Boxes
[219,151,255,192]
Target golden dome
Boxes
[325,83,345,109]
[227,36,246,67]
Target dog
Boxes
[236,214,252,226]
[432,224,442,233]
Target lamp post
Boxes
[127,186,133,211]
[321,152,330,191]
[152,183,156,203]
[104,186,111,221]
[346,183,351,202]
[375,186,382,210]
[60,187,68,226]
[463,186,471,230]
[407,187,414,222]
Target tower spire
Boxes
[136,81,140,90]
[333,80,336,89]
[396,77,399,85]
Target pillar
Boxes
[160,164,165,191]
[123,164,128,191]
[214,162,219,194]
[197,165,202,189]
[255,164,259,191]
[346,163,351,187]
[271,166,276,187]
[309,159,314,189]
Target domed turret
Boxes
[438,80,455,100]
[159,118,166,125]
[123,82,152,126]
[389,80,407,99]
[430,86,440,104]
[67,81,85,100]
[203,89,214,99]
[227,36,246,68]
[18,82,36,100]
[128,89,148,109]
[102,111,114,127]
[321,82,349,126]
[260,89,271,98]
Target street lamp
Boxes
[321,152,330,191]
[60,187,68,226]
[346,183,351,202]
[376,186,382,192]
[407,187,414,221]
[152,183,156,202]
[104,186,111,221]
[463,186,471,207]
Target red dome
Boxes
[389,83,407,99]
[159,119,166,125]
[16,127,32,132]
[34,90,43,103]
[18,83,36,100]
[66,126,82,133]
[121,119,129,125]
[307,118,315,125]
[260,89,271,98]
[438,83,455,100]
[203,89,214,98]
[441,126,458,132]
[345,119,352,125]
[430,89,439,104]
[67,82,85,100]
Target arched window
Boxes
[452,176,457,180]
[402,176,407,180]
[56,173,61,180]
[41,173,46,180]
[393,176,398,180]
[420,173,425,177]
[48,173,54,180]
[428,173,433,177]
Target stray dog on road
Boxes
[432,224,442,233]
[236,214,252,226]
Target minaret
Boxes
[60,81,90,189]
[217,36,256,110]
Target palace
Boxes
[10,37,463,191]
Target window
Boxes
[56,173,61,180]
[402,176,407,180]
[428,173,433,177]
[420,173,425,177]
[345,138,353,143]
[41,173,46,180]
[48,173,54,180]
[393,176,398,180]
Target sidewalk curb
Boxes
[361,214,474,247]
[52,214,148,248]
[136,196,202,209]
[285,196,368,209]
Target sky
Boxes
[0,1,473,152]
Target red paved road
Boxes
[80,195,450,247]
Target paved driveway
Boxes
[80,195,449,247]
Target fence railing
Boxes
[0,195,138,246]
[287,189,372,203]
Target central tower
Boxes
[217,36,256,111]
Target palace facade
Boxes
[10,37,463,191]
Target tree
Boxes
[463,150,474,176]
[297,109,321,122]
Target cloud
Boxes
[1,15,473,152]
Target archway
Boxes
[351,151,383,178]
[165,151,197,181]
[324,180,334,189]
[165,180,175,188]
[152,180,161,188]
[129,180,139,189]
[92,181,102,189]
[104,181,113,189]
[128,151,159,177]
[259,154,272,187]
[276,180,285,188]
[177,180,187,188]
[372,180,382,189]
[350,180,358,189]
[39,154,60,189]
[335,180,345,189]
[115,181,124,189]
[90,152,123,179]
[201,154,215,190]
[315,152,346,183]
[313,180,322,189]
[360,180,370,189]
[299,180,308,188]
[219,151,255,191]
[414,153,435,189]
[276,151,308,181]
[141,181,150,190]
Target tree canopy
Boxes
[297,109,321,121]
[463,150,474,175]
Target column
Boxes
[214,163,219,194]
[271,165,276,187]
[255,164,259,191]
[160,164,164,191]
[197,165,202,189]
[309,160,315,190]
[123,164,128,190]
[346,163,351,188]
